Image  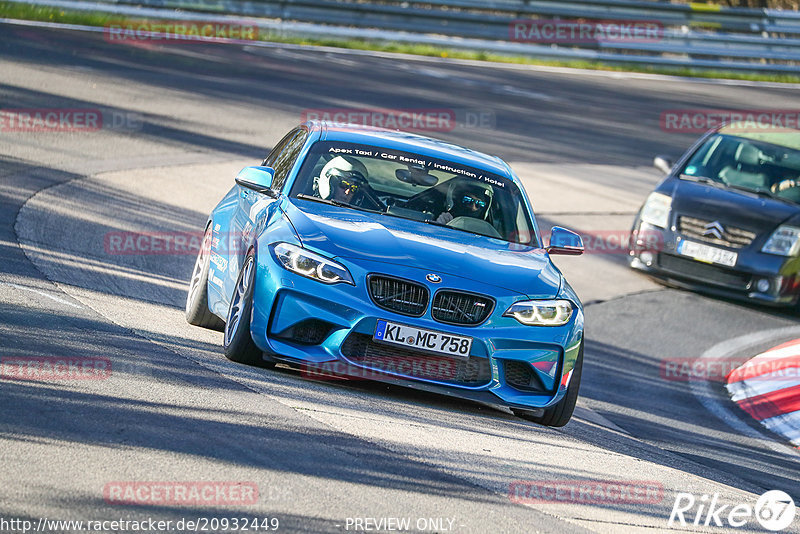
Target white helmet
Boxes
[317,156,369,199]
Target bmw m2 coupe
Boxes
[186,122,585,426]
[630,124,800,308]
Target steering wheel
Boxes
[447,216,502,238]
[358,185,387,212]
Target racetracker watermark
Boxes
[103,230,255,260]
[0,516,280,533]
[661,109,800,133]
[104,20,258,43]
[104,231,206,255]
[669,490,796,531]
[300,358,458,381]
[0,357,111,381]
[510,19,663,43]
[103,481,259,506]
[0,108,142,132]
[301,108,496,132]
[658,357,800,382]
[105,229,658,257]
[509,480,664,505]
[543,230,662,255]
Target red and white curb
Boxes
[726,339,800,447]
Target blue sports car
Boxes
[185,122,585,426]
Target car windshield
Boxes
[289,140,537,245]
[678,130,800,205]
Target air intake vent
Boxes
[658,253,750,289]
[504,361,552,393]
[368,275,429,317]
[432,290,494,326]
[677,216,756,249]
[341,333,491,387]
[273,319,333,345]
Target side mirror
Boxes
[546,226,584,256]
[235,166,276,197]
[653,155,674,175]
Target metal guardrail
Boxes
[11,0,800,73]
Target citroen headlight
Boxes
[640,192,672,229]
[503,300,574,326]
[762,226,800,257]
[272,243,354,285]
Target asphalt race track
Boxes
[1,22,799,533]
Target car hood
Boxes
[283,199,562,298]
[668,179,800,234]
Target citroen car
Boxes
[629,124,800,307]
[185,121,585,426]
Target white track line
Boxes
[728,375,799,402]
[0,281,82,309]
[762,412,800,445]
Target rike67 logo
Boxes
[669,490,796,531]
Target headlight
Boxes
[762,226,800,257]
[272,243,354,285]
[640,192,672,229]
[503,300,574,326]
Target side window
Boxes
[271,131,308,193]
[261,129,298,168]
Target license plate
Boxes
[678,240,738,268]
[373,320,472,359]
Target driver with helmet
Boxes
[315,155,370,205]
[436,178,493,224]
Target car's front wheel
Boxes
[224,250,273,367]
[513,342,583,427]
[185,224,225,331]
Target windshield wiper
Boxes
[721,183,797,205]
[679,176,795,203]
[680,174,723,186]
[295,194,381,213]
[725,184,774,196]
[422,218,492,240]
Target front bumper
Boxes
[629,221,800,307]
[248,254,584,410]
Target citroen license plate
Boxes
[373,320,472,359]
[678,240,738,267]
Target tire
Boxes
[223,251,272,367]
[513,342,584,427]
[185,224,225,331]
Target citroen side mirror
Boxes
[653,156,674,175]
